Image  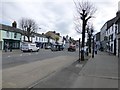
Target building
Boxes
[94,32,101,50]
[115,3,120,57]
[100,23,107,51]
[105,17,117,55]
[45,31,62,45]
[0,24,22,50]
[32,33,48,48]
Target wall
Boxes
[100,23,107,50]
[0,30,2,50]
[2,30,21,40]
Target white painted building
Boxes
[105,17,118,55]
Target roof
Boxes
[106,17,117,30]
[45,31,60,40]
[0,24,23,34]
[33,32,47,38]
[0,24,47,38]
[115,11,120,23]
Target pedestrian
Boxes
[9,44,12,52]
[95,48,97,54]
[4,43,7,52]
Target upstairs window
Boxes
[36,37,38,41]
[115,25,118,34]
[14,32,17,38]
[6,31,9,37]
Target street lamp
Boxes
[78,38,81,62]
[92,35,94,58]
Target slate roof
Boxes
[0,24,23,34]
[0,24,47,38]
[106,17,117,30]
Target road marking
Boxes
[79,74,119,80]
[35,53,38,54]
[8,55,11,57]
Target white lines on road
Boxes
[6,52,40,58]
[35,53,38,55]
[29,53,31,55]
[79,74,119,80]
[8,55,11,57]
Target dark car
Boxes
[68,45,76,52]
[51,44,64,51]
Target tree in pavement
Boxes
[86,24,94,54]
[74,0,96,61]
[19,18,38,42]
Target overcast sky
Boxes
[0,0,119,40]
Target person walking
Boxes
[4,43,8,52]
[9,43,12,52]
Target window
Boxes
[115,25,117,34]
[36,37,37,41]
[109,35,110,41]
[6,31,9,37]
[111,34,113,41]
[14,32,17,38]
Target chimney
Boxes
[12,21,17,28]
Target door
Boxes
[118,38,120,58]
[114,39,116,55]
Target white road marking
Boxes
[8,55,11,57]
[35,53,38,54]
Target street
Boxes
[2,49,79,88]
[2,49,78,69]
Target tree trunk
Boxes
[81,19,86,61]
[88,35,91,53]
[27,36,30,42]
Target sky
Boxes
[0,0,119,40]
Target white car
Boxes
[21,42,39,52]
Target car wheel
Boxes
[37,49,39,52]
[30,49,32,52]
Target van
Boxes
[21,42,39,52]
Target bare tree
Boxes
[86,24,94,54]
[19,18,38,42]
[74,0,96,61]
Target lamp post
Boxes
[92,35,94,58]
[78,38,81,62]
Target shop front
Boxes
[3,39,20,49]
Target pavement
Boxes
[31,51,119,88]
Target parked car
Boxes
[51,44,64,51]
[21,42,39,52]
[45,45,51,49]
[68,45,76,52]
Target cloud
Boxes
[0,0,119,40]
